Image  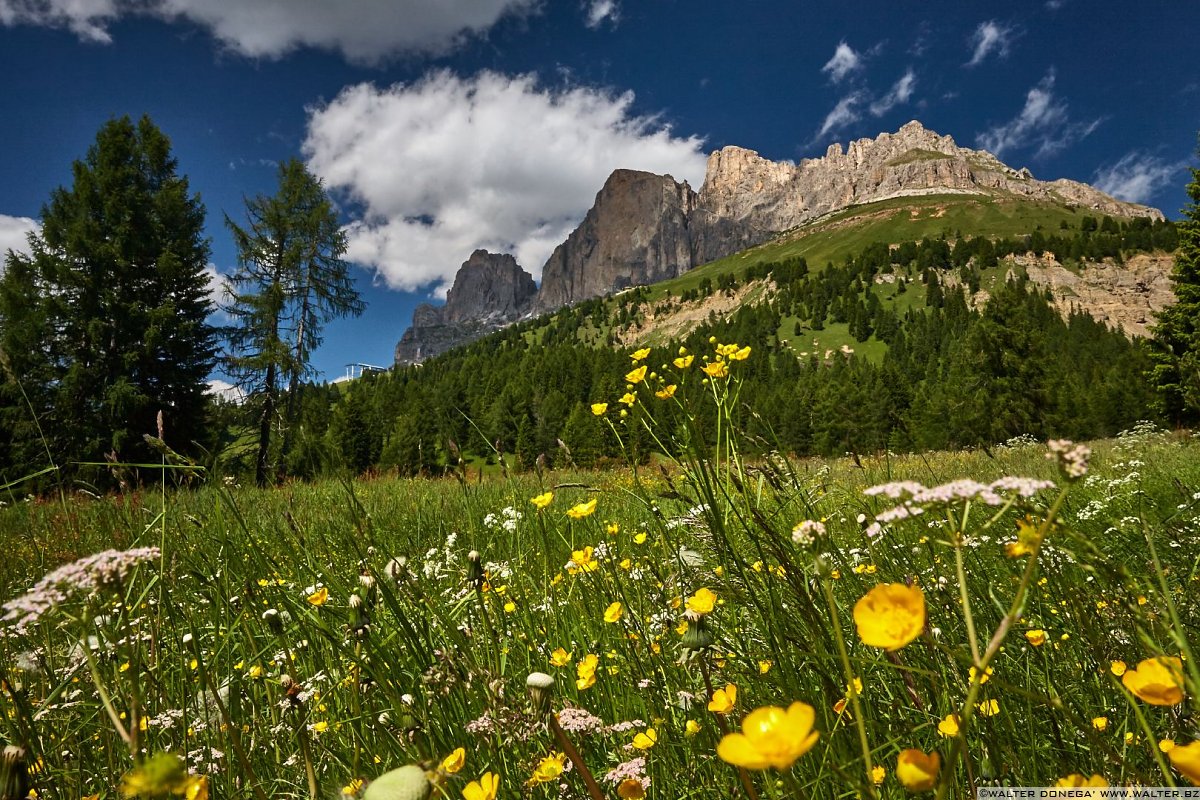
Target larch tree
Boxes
[223,159,363,486]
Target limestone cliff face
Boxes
[534,170,700,312]
[394,250,536,364]
[1013,252,1175,338]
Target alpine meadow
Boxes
[2,4,1200,799]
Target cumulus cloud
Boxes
[966,20,1015,67]
[302,71,707,293]
[821,41,863,84]
[584,0,619,29]
[1094,152,1190,205]
[870,69,916,117]
[976,70,1102,159]
[0,0,536,62]
[815,92,865,141]
[0,215,39,270]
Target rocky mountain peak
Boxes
[442,249,536,324]
[394,250,536,364]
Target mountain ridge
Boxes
[393,120,1163,365]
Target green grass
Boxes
[3,361,1199,798]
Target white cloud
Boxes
[821,41,863,84]
[870,69,916,117]
[584,0,619,29]
[976,70,1102,159]
[0,215,39,270]
[966,20,1015,67]
[0,0,537,62]
[302,71,707,293]
[816,92,864,141]
[1094,152,1189,205]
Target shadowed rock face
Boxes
[394,250,536,364]
[534,170,699,312]
[396,121,1165,364]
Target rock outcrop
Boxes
[1013,252,1175,338]
[695,121,1162,233]
[394,250,536,364]
[535,170,700,312]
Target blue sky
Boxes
[1,0,1197,383]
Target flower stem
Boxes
[819,577,876,800]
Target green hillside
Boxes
[656,193,1097,299]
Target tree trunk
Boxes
[255,360,276,488]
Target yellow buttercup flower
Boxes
[306,587,329,606]
[604,602,624,623]
[463,771,499,800]
[619,392,637,406]
[625,365,648,384]
[758,660,773,675]
[341,778,364,796]
[685,719,702,736]
[633,532,648,544]
[576,654,599,690]
[730,345,751,361]
[701,360,729,378]
[853,584,925,650]
[1110,660,1127,677]
[570,545,598,572]
[937,714,960,738]
[896,749,940,792]
[977,699,999,717]
[673,354,694,369]
[969,666,993,685]
[1122,656,1186,706]
[1054,774,1109,788]
[716,343,739,357]
[1168,741,1200,785]
[872,765,886,785]
[708,684,737,714]
[567,498,598,519]
[630,347,651,361]
[184,776,209,800]
[716,702,819,771]
[1025,629,1047,647]
[527,753,566,786]
[1091,716,1108,731]
[441,747,466,774]
[591,403,607,416]
[685,587,717,616]
[550,647,571,667]
[531,491,554,509]
[655,384,677,399]
[617,778,646,799]
[631,727,657,750]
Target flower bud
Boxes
[363,764,433,800]
[681,617,714,652]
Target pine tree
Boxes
[0,116,216,482]
[1151,150,1200,424]
[224,159,364,485]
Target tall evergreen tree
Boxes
[0,116,216,482]
[1151,148,1200,424]
[224,159,364,485]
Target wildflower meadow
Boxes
[3,340,1200,798]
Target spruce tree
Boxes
[0,116,216,482]
[1151,150,1200,424]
